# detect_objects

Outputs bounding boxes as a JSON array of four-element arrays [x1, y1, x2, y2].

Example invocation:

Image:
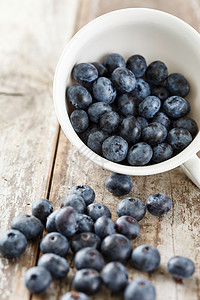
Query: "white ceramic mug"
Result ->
[[53, 8, 200, 188]]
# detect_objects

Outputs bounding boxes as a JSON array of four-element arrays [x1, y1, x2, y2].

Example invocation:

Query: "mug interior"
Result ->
[[54, 8, 200, 175]]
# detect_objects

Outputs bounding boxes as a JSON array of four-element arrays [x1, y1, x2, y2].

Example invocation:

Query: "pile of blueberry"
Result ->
[[67, 53, 198, 165], [0, 174, 195, 300]]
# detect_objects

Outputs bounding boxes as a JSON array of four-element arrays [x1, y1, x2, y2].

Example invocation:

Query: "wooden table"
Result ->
[[0, 0, 200, 299]]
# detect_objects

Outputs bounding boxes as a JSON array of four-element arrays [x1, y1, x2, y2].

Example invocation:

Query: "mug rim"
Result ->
[[53, 7, 200, 176]]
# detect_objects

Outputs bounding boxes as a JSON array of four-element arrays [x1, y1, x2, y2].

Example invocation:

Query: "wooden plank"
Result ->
[[0, 0, 79, 299], [41, 1, 200, 300]]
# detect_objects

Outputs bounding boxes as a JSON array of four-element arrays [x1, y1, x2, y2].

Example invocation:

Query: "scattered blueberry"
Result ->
[[131, 244, 161, 271], [101, 233, 132, 262], [87, 102, 112, 123], [24, 266, 52, 294], [127, 142, 153, 166], [152, 112, 170, 130], [126, 54, 147, 78], [100, 111, 120, 134], [77, 214, 94, 233], [72, 268, 102, 295], [145, 60, 168, 85], [105, 173, 133, 196], [94, 216, 115, 239], [152, 143, 173, 163], [103, 53, 126, 74], [60, 291, 90, 300], [70, 109, 89, 133], [115, 216, 140, 240], [138, 96, 161, 119], [166, 73, 190, 97], [60, 194, 86, 214], [101, 262, 128, 293], [111, 67, 136, 93], [71, 232, 101, 253], [142, 122, 168, 146], [46, 209, 60, 233], [11, 214, 43, 240], [74, 247, 104, 271], [40, 232, 69, 256], [92, 62, 108, 77], [86, 203, 111, 221], [134, 78, 151, 100], [163, 96, 190, 118], [124, 278, 156, 300], [102, 135, 128, 162], [151, 85, 171, 101], [117, 197, 146, 221], [67, 184, 95, 206], [119, 116, 141, 144], [167, 127, 192, 151], [136, 117, 148, 130], [55, 207, 79, 237], [0, 229, 27, 258], [67, 85, 92, 109], [93, 77, 116, 104], [117, 93, 138, 117], [38, 253, 69, 279], [32, 198, 53, 226], [172, 117, 198, 137], [72, 63, 98, 84], [145, 193, 172, 216], [168, 256, 195, 281]]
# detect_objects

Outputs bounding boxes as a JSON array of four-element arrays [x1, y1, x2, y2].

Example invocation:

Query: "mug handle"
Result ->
[[181, 154, 200, 189]]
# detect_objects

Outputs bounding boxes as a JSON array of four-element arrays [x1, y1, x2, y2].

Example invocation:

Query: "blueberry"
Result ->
[[103, 53, 126, 74], [142, 122, 168, 146], [100, 111, 120, 134], [163, 96, 190, 118], [80, 124, 99, 144], [101, 233, 132, 262], [32, 198, 53, 225], [46, 209, 60, 233], [117, 93, 138, 117], [134, 79, 151, 100], [124, 278, 156, 300], [172, 117, 198, 137], [67, 85, 93, 109], [167, 128, 192, 151], [70, 109, 89, 133], [72, 268, 102, 295], [119, 116, 141, 144], [11, 214, 43, 240], [126, 54, 147, 78], [136, 117, 148, 130], [87, 102, 112, 123], [87, 130, 109, 155], [152, 143, 173, 163], [131, 245, 161, 271], [145, 60, 168, 85], [117, 197, 146, 221], [127, 142, 153, 166], [77, 214, 94, 233], [166, 73, 190, 97], [152, 112, 171, 130], [115, 216, 140, 240], [105, 173, 133, 196], [40, 232, 69, 256], [168, 256, 195, 280], [67, 185, 95, 206], [38, 253, 69, 279], [111, 67, 136, 93], [24, 266, 52, 294], [72, 63, 98, 84], [138, 96, 161, 119], [101, 262, 128, 293], [55, 207, 79, 237], [60, 194, 86, 214], [0, 229, 27, 258], [93, 77, 116, 104], [151, 85, 170, 101], [74, 247, 104, 271], [92, 62, 108, 77], [102, 136, 128, 162], [94, 216, 115, 239], [71, 232, 101, 253], [86, 203, 111, 221], [145, 193, 172, 216], [60, 291, 90, 300]]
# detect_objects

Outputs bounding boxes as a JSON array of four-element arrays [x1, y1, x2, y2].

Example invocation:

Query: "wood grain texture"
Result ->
[[1, 0, 200, 300]]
